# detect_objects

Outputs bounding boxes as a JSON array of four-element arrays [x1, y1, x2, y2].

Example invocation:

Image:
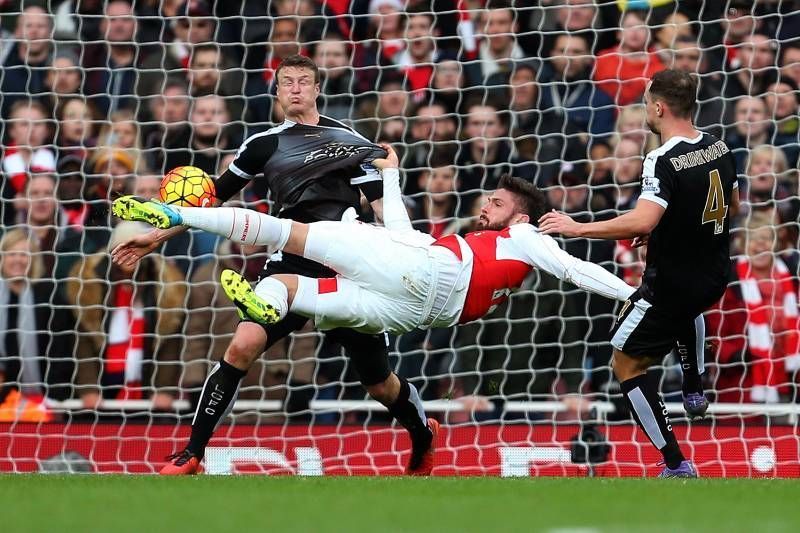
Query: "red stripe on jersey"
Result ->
[[435, 229, 532, 324], [318, 277, 339, 294], [432, 234, 462, 260]]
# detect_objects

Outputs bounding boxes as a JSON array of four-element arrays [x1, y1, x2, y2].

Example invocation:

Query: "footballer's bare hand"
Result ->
[[372, 143, 399, 170], [538, 210, 583, 237], [111, 229, 161, 267]]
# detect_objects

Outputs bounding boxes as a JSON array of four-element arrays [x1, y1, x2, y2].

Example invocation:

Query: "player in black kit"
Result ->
[[112, 55, 438, 475], [540, 69, 739, 478]]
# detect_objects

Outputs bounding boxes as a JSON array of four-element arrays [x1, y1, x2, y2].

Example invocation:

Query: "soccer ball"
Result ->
[[159, 166, 216, 207]]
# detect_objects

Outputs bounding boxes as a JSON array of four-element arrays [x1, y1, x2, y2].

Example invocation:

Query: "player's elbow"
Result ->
[[630, 202, 664, 236]]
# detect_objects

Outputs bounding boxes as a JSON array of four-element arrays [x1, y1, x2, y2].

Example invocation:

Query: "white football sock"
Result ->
[[176, 207, 292, 248], [253, 277, 289, 320]]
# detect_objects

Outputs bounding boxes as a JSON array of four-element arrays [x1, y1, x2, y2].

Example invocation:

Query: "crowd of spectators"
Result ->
[[1, 0, 799, 423]]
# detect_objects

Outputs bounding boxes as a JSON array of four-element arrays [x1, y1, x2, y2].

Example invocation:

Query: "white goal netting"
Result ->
[[0, 0, 799, 476]]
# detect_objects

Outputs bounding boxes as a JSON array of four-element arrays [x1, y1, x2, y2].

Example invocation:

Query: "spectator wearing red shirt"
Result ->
[[712, 0, 760, 75], [593, 10, 666, 106], [706, 218, 800, 403], [396, 6, 444, 102]]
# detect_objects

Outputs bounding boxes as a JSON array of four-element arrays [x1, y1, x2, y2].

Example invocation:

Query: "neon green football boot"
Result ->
[[220, 270, 282, 325], [112, 196, 183, 229]]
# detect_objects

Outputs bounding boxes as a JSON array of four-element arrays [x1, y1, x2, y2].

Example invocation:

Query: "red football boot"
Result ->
[[159, 449, 204, 475], [405, 418, 440, 476]]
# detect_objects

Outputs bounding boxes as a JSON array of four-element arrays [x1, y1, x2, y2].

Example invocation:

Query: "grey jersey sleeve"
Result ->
[[228, 132, 279, 179]]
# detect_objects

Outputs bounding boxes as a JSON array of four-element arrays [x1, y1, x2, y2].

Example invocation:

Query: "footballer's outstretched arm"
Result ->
[[538, 199, 665, 240], [371, 144, 414, 233], [514, 226, 636, 302]]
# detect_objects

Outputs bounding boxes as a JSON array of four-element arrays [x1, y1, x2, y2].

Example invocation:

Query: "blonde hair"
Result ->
[[0, 228, 45, 280], [96, 109, 148, 173], [613, 104, 660, 153], [746, 144, 789, 176]]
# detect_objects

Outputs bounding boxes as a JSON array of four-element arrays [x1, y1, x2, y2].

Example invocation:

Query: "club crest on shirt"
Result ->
[[641, 176, 660, 195], [304, 142, 372, 164]]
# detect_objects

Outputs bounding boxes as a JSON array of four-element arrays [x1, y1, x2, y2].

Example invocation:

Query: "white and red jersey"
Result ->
[[433, 227, 530, 322], [432, 223, 636, 325]]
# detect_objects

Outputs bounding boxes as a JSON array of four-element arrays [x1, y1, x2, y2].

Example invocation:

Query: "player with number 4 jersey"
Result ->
[[540, 69, 739, 478]]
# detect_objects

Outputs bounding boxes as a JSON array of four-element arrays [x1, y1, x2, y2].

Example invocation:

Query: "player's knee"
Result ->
[[365, 373, 400, 405], [270, 274, 297, 307], [224, 324, 267, 369], [366, 381, 392, 404], [611, 351, 648, 382]]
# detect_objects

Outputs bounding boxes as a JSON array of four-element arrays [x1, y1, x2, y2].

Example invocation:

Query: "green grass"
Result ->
[[2, 475, 796, 533]]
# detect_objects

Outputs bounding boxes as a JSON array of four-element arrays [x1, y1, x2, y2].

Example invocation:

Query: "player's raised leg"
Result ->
[[221, 270, 290, 325], [221, 269, 400, 334], [112, 197, 302, 251], [112, 198, 421, 291]]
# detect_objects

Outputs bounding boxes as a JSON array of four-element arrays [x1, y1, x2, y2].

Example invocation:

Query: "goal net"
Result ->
[[0, 0, 799, 476]]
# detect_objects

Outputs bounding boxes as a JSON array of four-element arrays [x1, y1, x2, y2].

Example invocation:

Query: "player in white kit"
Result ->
[[112, 146, 636, 334]]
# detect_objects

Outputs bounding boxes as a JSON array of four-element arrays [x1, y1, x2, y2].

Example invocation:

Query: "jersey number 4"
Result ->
[[702, 169, 727, 235]]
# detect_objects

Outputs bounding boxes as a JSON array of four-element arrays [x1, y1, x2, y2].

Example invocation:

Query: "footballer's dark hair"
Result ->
[[498, 174, 547, 221], [275, 54, 320, 84], [648, 69, 698, 119]]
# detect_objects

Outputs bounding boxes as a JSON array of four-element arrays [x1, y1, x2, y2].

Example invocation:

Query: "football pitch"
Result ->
[[2, 475, 795, 533]]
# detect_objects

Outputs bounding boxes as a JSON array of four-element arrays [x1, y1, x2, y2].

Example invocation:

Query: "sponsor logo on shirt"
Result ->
[[304, 142, 372, 164]]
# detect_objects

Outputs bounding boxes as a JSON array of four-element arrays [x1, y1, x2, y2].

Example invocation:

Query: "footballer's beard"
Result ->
[[476, 215, 508, 231]]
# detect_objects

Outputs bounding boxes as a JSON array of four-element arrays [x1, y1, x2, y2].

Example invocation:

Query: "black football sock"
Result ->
[[187, 360, 246, 458], [677, 316, 705, 396], [678, 345, 703, 396], [387, 376, 431, 447], [620, 374, 685, 469]]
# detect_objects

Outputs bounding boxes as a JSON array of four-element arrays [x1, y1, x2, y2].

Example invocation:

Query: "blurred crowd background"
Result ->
[[0, 0, 798, 424]]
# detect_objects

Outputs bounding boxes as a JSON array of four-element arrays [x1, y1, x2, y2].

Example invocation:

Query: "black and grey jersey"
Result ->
[[228, 116, 387, 222], [637, 132, 738, 317]]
